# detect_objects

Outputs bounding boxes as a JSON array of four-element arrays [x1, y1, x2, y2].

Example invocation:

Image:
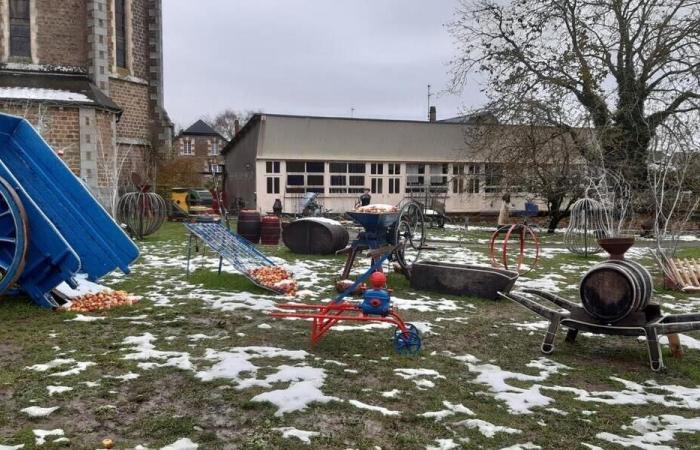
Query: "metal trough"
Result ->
[[411, 262, 518, 299]]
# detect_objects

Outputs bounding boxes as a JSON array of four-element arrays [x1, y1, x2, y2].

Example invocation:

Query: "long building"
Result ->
[[222, 113, 551, 215]]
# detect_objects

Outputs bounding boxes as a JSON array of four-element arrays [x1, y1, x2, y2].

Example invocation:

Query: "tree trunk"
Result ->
[[547, 197, 566, 233]]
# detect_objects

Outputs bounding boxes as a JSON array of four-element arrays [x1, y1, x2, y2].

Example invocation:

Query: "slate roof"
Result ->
[[0, 70, 121, 112], [182, 119, 222, 137]]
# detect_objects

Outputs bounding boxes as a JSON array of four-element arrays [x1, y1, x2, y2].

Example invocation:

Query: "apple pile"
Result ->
[[355, 204, 398, 213], [65, 290, 139, 312], [249, 266, 298, 296]]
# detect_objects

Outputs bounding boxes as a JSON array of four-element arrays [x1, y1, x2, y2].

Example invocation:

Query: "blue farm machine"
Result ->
[[0, 113, 139, 308]]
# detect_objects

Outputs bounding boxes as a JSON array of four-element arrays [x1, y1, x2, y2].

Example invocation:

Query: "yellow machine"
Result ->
[[169, 187, 216, 220]]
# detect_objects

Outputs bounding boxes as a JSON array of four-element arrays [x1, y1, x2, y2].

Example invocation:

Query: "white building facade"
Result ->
[[223, 114, 538, 215]]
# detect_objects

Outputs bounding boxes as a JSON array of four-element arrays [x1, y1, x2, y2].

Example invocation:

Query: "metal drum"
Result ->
[[237, 210, 261, 243], [260, 215, 281, 245], [580, 260, 653, 322], [282, 218, 349, 255]]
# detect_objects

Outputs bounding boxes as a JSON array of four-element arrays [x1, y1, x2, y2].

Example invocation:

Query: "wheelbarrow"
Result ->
[[0, 113, 139, 308]]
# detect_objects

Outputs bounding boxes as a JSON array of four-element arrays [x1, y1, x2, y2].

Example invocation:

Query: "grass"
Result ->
[[0, 221, 699, 449]]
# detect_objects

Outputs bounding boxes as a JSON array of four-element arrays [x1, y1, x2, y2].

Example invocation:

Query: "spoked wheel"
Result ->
[[393, 323, 422, 354], [0, 176, 28, 295], [393, 200, 425, 274]]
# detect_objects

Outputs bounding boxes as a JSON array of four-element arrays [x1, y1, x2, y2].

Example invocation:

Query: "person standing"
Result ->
[[497, 192, 511, 231], [356, 188, 372, 207]]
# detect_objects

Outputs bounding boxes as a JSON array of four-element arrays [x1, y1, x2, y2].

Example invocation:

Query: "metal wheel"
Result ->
[[393, 200, 425, 273], [393, 323, 422, 354], [0, 176, 28, 294]]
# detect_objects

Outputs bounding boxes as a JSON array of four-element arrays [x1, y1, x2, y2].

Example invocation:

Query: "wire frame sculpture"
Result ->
[[564, 198, 608, 256], [117, 191, 167, 239]]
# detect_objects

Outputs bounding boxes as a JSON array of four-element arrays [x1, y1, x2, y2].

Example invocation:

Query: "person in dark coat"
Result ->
[[358, 189, 372, 207]]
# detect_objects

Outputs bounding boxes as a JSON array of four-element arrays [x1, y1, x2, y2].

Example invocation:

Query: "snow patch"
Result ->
[[21, 406, 59, 418], [455, 419, 521, 438], [348, 399, 400, 416], [273, 427, 320, 444], [33, 429, 64, 446]]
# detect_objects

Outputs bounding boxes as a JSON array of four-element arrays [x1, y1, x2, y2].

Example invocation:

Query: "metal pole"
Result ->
[[186, 233, 193, 277]]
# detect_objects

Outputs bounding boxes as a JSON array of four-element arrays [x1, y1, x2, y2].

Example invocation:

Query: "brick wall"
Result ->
[[0, 102, 82, 174], [129, 0, 148, 80], [110, 78, 150, 140], [35, 0, 88, 68]]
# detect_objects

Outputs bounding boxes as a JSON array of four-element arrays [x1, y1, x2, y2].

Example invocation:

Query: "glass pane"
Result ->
[[287, 175, 304, 186], [348, 163, 365, 173], [273, 161, 280, 173], [267, 178, 273, 194], [349, 175, 365, 186], [329, 162, 347, 173], [306, 161, 324, 173], [274, 177, 280, 193], [307, 175, 324, 186], [266, 162, 272, 173], [330, 175, 346, 186], [286, 161, 305, 172]]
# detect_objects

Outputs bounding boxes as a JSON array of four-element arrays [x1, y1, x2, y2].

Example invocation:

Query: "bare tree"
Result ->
[[467, 103, 588, 232], [204, 109, 258, 141], [648, 114, 700, 289], [96, 134, 134, 217], [449, 0, 700, 186]]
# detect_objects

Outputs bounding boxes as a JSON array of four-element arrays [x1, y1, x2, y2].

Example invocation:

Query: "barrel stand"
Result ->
[[501, 289, 700, 371]]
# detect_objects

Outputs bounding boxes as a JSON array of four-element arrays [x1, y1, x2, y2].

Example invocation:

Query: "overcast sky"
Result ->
[[162, 1, 486, 129]]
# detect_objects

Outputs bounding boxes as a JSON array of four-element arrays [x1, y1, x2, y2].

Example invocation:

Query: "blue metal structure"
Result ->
[[0, 113, 139, 308], [184, 222, 286, 294]]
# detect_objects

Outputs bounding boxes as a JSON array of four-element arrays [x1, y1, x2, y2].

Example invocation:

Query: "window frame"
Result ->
[[285, 160, 325, 194], [9, 0, 31, 59], [114, 0, 128, 69], [209, 140, 219, 156], [329, 161, 366, 194], [181, 138, 193, 156]]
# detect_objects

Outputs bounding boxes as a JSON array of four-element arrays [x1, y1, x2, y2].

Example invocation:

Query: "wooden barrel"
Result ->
[[579, 260, 653, 322], [282, 218, 349, 255], [260, 215, 281, 245], [237, 210, 261, 243]]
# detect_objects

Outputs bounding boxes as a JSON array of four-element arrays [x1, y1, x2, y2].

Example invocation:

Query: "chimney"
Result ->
[[429, 106, 436, 122], [234, 119, 241, 135]]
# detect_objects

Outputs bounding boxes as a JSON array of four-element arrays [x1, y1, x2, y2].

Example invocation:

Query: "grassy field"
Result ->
[[1, 222, 699, 449]]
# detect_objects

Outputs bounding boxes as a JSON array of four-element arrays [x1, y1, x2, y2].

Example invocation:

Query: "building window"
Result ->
[[208, 163, 223, 174], [267, 177, 280, 194], [266, 161, 280, 173], [388, 178, 400, 194], [371, 178, 383, 194], [370, 163, 383, 175], [115, 0, 127, 68], [429, 164, 449, 192], [181, 139, 193, 155], [484, 163, 503, 193], [406, 164, 426, 193], [329, 162, 365, 194], [453, 164, 481, 194], [285, 161, 324, 194], [388, 163, 400, 175], [9, 0, 31, 58], [209, 140, 219, 156]]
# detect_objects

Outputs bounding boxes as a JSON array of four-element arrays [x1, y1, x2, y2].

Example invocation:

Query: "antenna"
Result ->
[[351, 107, 355, 118], [427, 84, 432, 120]]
